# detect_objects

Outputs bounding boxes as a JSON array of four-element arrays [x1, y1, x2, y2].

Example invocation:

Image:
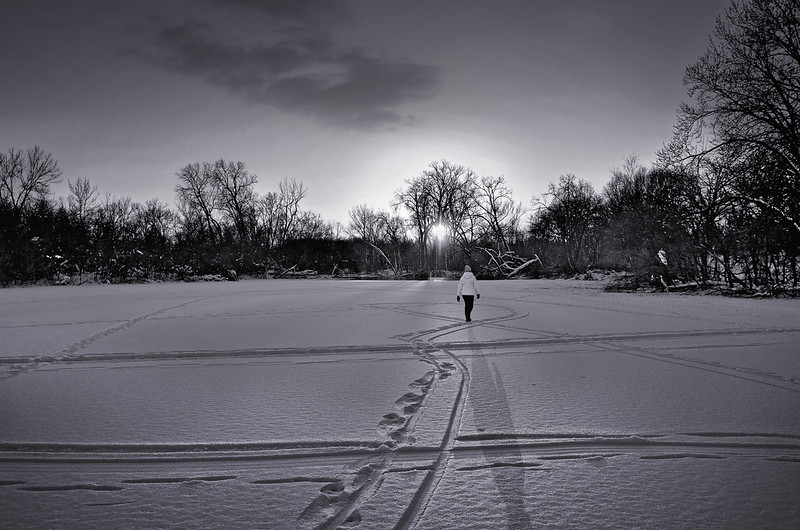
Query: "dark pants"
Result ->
[[462, 295, 474, 321]]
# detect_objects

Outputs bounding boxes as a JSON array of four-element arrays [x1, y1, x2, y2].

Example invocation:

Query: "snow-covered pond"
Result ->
[[2, 279, 799, 528]]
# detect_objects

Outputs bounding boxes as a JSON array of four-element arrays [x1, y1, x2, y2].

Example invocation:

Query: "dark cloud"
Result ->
[[209, 0, 350, 26], [137, 2, 437, 128], [151, 21, 317, 79], [260, 50, 439, 127]]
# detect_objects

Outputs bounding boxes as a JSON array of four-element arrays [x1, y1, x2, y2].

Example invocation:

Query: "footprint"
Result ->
[[298, 480, 350, 521], [378, 369, 438, 448], [298, 494, 332, 520], [352, 463, 381, 489], [398, 391, 423, 402], [378, 412, 406, 428], [395, 392, 425, 414], [395, 392, 423, 407], [320, 481, 344, 495], [410, 371, 435, 388], [340, 509, 362, 528], [320, 481, 349, 503], [389, 430, 406, 442]]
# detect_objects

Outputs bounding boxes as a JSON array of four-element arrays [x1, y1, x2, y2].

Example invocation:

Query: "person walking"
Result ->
[[457, 265, 480, 322]]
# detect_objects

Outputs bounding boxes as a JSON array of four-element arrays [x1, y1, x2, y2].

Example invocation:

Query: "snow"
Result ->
[[0, 355, 429, 446], [1, 279, 799, 528]]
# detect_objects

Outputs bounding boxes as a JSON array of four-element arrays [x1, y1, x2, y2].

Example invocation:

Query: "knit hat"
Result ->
[[464, 265, 472, 272]]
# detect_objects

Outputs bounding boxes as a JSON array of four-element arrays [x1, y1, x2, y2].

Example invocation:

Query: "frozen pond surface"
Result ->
[[1, 279, 799, 528]]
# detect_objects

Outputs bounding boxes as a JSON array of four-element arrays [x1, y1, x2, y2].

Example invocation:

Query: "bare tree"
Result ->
[[604, 155, 648, 213], [135, 198, 177, 244], [93, 195, 138, 279], [678, 0, 800, 177], [394, 173, 434, 268], [347, 203, 379, 241], [293, 211, 332, 240], [475, 175, 525, 251], [376, 209, 408, 246], [175, 162, 222, 242], [0, 146, 62, 212], [212, 160, 258, 242], [347, 204, 407, 273], [667, 0, 800, 240], [395, 160, 478, 268], [532, 174, 605, 271], [254, 178, 309, 248], [67, 176, 99, 223], [256, 192, 281, 248], [277, 178, 307, 245]]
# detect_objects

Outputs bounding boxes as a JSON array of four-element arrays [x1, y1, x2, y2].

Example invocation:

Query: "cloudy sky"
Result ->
[[1, 0, 731, 223]]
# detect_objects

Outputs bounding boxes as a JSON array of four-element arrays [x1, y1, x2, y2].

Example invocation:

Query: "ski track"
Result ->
[[3, 297, 800, 528]]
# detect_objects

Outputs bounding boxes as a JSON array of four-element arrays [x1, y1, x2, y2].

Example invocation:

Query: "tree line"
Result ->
[[0, 152, 345, 284], [1, 0, 797, 294]]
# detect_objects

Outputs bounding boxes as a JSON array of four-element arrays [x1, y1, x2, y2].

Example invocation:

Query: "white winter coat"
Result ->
[[457, 271, 480, 296]]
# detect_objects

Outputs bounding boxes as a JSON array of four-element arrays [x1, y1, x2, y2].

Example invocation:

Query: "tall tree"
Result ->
[[395, 160, 478, 268], [175, 162, 222, 242], [67, 176, 99, 224], [348, 203, 379, 242], [532, 174, 605, 271], [0, 146, 62, 212], [348, 204, 410, 273], [656, 0, 800, 290], [603, 163, 694, 273], [135, 198, 177, 248], [212, 160, 257, 243], [475, 175, 524, 252], [671, 0, 800, 228], [277, 178, 307, 246], [394, 173, 434, 268], [66, 177, 100, 281]]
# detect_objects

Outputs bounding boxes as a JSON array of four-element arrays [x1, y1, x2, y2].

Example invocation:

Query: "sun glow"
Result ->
[[431, 224, 448, 241]]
